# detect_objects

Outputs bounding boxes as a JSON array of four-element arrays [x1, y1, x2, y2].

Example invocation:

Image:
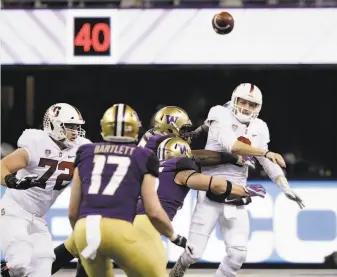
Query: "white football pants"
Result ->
[[181, 191, 249, 277], [0, 194, 55, 277]]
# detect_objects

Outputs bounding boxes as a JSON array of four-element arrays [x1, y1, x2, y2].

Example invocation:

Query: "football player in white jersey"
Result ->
[[0, 103, 91, 277], [170, 83, 305, 277]]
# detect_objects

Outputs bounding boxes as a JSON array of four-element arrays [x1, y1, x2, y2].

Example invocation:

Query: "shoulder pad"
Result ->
[[17, 129, 48, 167], [145, 150, 159, 177], [176, 157, 199, 172], [17, 129, 46, 147], [205, 105, 229, 125], [252, 119, 270, 144]]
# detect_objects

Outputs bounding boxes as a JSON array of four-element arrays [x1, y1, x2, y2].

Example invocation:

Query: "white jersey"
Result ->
[[202, 105, 283, 185], [4, 129, 91, 216]]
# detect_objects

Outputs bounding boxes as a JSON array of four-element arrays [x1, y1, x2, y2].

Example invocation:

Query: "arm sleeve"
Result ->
[[255, 122, 284, 182], [145, 152, 160, 177], [176, 157, 200, 173]]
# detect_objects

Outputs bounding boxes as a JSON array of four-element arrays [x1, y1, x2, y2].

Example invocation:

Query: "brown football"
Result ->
[[212, 11, 234, 35]]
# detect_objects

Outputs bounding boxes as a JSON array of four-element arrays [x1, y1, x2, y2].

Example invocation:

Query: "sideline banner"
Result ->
[[1, 9, 337, 65], [2, 181, 336, 263]]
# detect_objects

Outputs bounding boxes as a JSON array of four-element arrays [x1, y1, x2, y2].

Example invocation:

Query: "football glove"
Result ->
[[5, 173, 40, 190], [284, 189, 305, 209], [244, 184, 266, 198], [170, 234, 187, 249]]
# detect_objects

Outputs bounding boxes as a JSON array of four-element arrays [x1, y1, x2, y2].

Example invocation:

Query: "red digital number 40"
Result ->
[[74, 23, 110, 53]]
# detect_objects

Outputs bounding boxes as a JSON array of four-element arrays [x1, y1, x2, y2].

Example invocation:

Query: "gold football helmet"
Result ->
[[100, 104, 141, 142], [153, 106, 192, 136], [157, 137, 192, 160]]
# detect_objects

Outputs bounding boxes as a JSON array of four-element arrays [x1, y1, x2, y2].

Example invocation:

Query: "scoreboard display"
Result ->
[[73, 17, 111, 56], [1, 9, 337, 65], [66, 10, 118, 64]]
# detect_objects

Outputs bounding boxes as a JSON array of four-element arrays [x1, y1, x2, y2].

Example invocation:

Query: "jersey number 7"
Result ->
[[38, 158, 74, 191]]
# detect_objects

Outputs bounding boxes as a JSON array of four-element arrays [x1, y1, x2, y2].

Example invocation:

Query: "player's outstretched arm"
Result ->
[[191, 149, 239, 166], [210, 121, 286, 167], [190, 124, 209, 139], [141, 174, 175, 239], [0, 148, 40, 190], [274, 175, 305, 209], [175, 170, 246, 196], [141, 173, 188, 248], [175, 170, 266, 198], [1, 148, 29, 185], [191, 149, 255, 169], [68, 168, 82, 229]]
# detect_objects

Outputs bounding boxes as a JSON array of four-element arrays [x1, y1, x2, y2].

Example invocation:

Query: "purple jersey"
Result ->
[[138, 129, 172, 152], [75, 142, 159, 223], [137, 157, 199, 220]]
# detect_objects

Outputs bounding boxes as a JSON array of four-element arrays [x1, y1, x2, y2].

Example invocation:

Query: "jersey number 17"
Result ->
[[87, 155, 131, 196]]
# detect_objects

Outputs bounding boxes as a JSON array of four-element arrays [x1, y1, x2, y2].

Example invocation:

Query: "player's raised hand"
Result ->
[[170, 234, 187, 249], [265, 151, 286, 168], [244, 184, 266, 198], [284, 189, 305, 209], [5, 173, 40, 190]]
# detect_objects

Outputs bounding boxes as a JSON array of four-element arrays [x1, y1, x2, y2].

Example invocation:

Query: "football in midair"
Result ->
[[212, 12, 234, 35]]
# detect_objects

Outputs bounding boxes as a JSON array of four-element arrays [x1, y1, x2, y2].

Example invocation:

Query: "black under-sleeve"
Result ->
[[145, 152, 160, 177], [176, 157, 200, 173], [73, 146, 84, 168]]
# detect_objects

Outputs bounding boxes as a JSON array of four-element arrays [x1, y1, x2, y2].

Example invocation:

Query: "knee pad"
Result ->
[[217, 246, 247, 277], [226, 246, 247, 270], [5, 240, 33, 276], [34, 257, 54, 277], [181, 246, 200, 265], [7, 257, 33, 277], [181, 231, 210, 266]]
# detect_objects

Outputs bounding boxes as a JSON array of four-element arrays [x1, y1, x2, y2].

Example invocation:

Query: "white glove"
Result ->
[[284, 189, 305, 209]]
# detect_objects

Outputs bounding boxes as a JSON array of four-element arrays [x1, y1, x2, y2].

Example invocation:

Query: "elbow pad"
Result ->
[[206, 180, 232, 203]]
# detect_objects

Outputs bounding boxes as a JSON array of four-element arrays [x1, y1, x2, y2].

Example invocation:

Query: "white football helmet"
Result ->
[[43, 103, 85, 147], [229, 83, 262, 123]]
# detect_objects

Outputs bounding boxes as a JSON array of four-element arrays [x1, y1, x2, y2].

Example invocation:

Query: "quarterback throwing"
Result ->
[[170, 83, 304, 277]]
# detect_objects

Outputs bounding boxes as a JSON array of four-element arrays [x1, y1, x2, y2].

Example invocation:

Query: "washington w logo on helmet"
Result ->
[[178, 144, 188, 155], [165, 115, 178, 124]]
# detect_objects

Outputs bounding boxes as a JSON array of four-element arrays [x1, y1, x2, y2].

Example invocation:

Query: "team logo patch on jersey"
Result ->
[[45, 149, 51, 157], [1, 208, 5, 216], [232, 124, 238, 131]]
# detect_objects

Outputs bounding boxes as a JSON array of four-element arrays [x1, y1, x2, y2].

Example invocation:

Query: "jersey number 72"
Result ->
[[37, 158, 74, 191]]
